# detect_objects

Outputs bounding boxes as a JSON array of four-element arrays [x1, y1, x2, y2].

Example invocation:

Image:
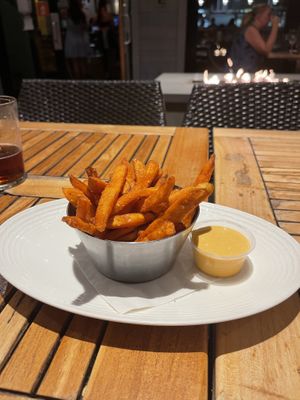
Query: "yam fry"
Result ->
[[69, 174, 95, 204], [107, 212, 154, 229], [137, 186, 210, 241], [85, 166, 98, 177], [76, 196, 95, 222], [193, 154, 215, 185], [117, 229, 138, 242], [62, 187, 87, 208], [140, 176, 175, 214], [122, 160, 136, 194], [95, 163, 128, 232], [169, 182, 212, 204], [132, 159, 146, 185], [142, 220, 176, 242], [88, 176, 107, 194], [112, 187, 156, 215], [62, 216, 97, 236], [104, 227, 136, 241]]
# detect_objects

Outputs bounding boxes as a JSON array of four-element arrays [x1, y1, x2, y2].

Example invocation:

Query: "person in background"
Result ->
[[229, 4, 279, 72], [64, 0, 90, 79]]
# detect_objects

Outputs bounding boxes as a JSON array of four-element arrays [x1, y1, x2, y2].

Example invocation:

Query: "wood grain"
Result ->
[[83, 323, 209, 400], [37, 316, 106, 400], [214, 131, 300, 400], [164, 127, 208, 187], [5, 176, 71, 198], [0, 305, 70, 392]]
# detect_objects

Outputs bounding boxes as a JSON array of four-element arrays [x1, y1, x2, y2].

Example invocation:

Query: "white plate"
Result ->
[[0, 199, 299, 326]]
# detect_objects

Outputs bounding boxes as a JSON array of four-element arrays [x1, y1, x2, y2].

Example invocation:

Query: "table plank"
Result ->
[[214, 134, 300, 400], [20, 121, 176, 136], [5, 176, 71, 198], [37, 316, 106, 400], [0, 305, 70, 392], [214, 128, 300, 140], [164, 127, 208, 187], [83, 323, 208, 400]]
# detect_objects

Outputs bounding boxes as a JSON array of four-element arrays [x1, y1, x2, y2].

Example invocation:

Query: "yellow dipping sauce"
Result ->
[[192, 225, 251, 277]]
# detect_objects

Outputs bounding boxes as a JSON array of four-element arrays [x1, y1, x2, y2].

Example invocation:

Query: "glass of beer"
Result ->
[[0, 96, 26, 191]]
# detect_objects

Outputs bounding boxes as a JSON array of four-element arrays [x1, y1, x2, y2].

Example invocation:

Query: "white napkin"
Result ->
[[73, 242, 208, 314]]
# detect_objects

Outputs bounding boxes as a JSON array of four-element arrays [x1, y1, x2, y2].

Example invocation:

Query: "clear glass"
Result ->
[[0, 96, 26, 191]]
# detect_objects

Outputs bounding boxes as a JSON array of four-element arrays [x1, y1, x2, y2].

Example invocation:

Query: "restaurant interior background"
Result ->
[[0, 0, 300, 97]]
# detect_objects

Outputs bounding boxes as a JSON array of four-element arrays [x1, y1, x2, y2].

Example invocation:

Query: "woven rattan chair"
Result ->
[[18, 79, 166, 126], [183, 81, 300, 154]]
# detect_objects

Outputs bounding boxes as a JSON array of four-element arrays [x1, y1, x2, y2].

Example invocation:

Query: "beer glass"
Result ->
[[0, 96, 26, 191]]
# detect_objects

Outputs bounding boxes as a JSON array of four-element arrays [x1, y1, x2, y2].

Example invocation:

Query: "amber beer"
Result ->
[[0, 96, 26, 190], [0, 144, 25, 186]]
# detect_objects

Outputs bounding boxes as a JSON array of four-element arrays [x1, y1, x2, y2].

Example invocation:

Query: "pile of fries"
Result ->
[[62, 156, 214, 242]]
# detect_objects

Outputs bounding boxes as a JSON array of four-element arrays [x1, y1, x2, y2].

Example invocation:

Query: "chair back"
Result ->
[[183, 81, 300, 153], [18, 79, 166, 126]]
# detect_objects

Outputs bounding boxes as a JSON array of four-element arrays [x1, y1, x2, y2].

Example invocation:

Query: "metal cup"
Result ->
[[0, 96, 26, 191], [68, 203, 199, 283]]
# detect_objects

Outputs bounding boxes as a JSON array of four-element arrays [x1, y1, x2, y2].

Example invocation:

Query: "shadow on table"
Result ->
[[215, 293, 300, 354]]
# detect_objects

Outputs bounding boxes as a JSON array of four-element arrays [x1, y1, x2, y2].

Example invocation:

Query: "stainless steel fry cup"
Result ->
[[68, 204, 199, 283]]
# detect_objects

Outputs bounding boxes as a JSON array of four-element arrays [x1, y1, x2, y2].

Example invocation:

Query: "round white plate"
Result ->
[[0, 199, 299, 326]]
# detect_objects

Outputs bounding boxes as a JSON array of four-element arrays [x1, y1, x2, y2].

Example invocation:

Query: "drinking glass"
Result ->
[[0, 96, 26, 191]]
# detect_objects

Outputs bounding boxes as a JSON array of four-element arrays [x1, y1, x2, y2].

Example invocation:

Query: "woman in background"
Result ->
[[64, 0, 90, 79], [229, 4, 279, 72]]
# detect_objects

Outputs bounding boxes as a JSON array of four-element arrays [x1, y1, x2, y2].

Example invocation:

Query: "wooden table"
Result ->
[[0, 122, 299, 400]]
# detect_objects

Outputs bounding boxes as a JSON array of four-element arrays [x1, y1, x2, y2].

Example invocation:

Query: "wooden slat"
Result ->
[[24, 131, 81, 171], [268, 189, 300, 201], [0, 305, 70, 392], [214, 137, 274, 219], [91, 134, 131, 175], [83, 323, 208, 400], [150, 135, 172, 164], [0, 196, 17, 214], [257, 158, 300, 169], [66, 133, 119, 177], [101, 135, 145, 178], [5, 176, 71, 198], [278, 221, 300, 235], [23, 131, 72, 161], [28, 132, 92, 175], [214, 127, 300, 140], [0, 198, 37, 224], [0, 393, 36, 400], [271, 199, 300, 210], [261, 168, 300, 175], [163, 127, 208, 187], [262, 174, 300, 184], [20, 122, 176, 136], [275, 210, 300, 222], [214, 134, 300, 400], [22, 130, 65, 155], [0, 292, 39, 369], [37, 316, 106, 400], [133, 135, 159, 162], [215, 294, 300, 400]]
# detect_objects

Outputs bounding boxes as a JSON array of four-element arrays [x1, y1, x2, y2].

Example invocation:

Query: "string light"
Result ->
[[247, 0, 254, 5], [223, 0, 229, 5]]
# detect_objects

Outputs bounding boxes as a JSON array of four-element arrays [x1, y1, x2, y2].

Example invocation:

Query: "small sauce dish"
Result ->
[[189, 219, 256, 278]]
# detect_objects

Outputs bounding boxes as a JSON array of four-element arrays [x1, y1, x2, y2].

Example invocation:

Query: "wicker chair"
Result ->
[[183, 81, 300, 154], [18, 79, 166, 126]]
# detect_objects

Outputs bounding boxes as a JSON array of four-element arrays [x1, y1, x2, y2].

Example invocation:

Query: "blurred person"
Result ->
[[229, 4, 279, 72], [64, 0, 90, 79]]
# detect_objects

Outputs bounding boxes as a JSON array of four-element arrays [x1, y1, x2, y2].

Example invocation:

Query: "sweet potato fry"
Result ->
[[76, 196, 95, 222], [117, 229, 138, 242], [142, 220, 176, 242], [104, 227, 136, 241], [95, 162, 128, 232], [62, 187, 88, 208], [112, 187, 156, 215], [140, 176, 175, 214], [107, 212, 154, 229], [62, 216, 97, 236], [88, 176, 107, 194], [122, 160, 136, 194], [85, 166, 98, 177], [193, 154, 215, 185], [69, 175, 95, 204], [132, 159, 146, 185]]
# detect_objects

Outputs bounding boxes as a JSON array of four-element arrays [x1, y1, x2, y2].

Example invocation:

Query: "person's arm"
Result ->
[[245, 16, 279, 56]]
